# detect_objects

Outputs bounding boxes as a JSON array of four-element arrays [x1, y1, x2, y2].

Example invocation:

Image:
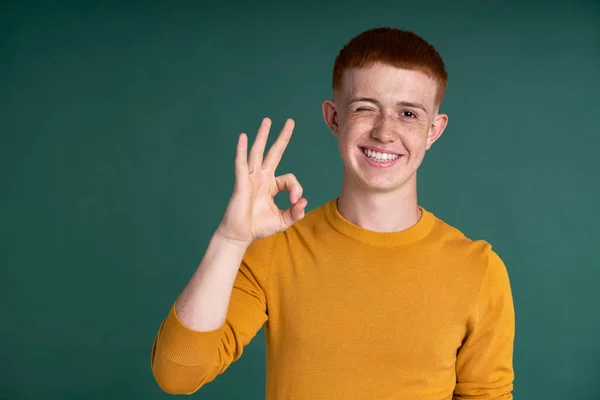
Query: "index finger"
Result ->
[[262, 118, 295, 170]]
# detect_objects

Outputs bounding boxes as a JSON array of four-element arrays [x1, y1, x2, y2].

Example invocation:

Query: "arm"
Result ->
[[150, 234, 276, 394], [150, 118, 306, 394], [453, 249, 516, 400], [176, 233, 252, 332]]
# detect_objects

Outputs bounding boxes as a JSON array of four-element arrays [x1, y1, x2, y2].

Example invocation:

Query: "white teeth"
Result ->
[[362, 148, 399, 162]]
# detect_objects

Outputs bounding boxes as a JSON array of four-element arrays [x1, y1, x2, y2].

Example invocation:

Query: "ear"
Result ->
[[322, 100, 340, 138], [426, 113, 448, 150]]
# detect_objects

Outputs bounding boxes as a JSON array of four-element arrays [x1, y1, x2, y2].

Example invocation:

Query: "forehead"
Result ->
[[340, 62, 438, 108]]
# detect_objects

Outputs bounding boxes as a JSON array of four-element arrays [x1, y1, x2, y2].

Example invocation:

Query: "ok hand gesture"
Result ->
[[217, 118, 307, 246]]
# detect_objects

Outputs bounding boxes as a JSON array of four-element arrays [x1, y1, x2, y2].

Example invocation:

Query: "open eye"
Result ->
[[402, 111, 417, 118]]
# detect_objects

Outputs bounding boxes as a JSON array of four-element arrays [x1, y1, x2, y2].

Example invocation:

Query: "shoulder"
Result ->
[[424, 209, 513, 303], [425, 208, 507, 275], [426, 209, 490, 250]]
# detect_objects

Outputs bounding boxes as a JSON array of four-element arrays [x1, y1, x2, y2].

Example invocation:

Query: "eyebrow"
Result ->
[[349, 97, 428, 114]]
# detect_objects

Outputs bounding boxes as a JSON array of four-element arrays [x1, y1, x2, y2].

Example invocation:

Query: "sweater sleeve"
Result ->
[[150, 234, 277, 394], [453, 248, 516, 400]]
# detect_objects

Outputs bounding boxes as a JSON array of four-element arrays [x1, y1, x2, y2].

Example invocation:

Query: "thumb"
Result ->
[[280, 198, 307, 228]]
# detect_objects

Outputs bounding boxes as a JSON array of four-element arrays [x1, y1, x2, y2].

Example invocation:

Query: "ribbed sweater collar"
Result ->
[[323, 198, 435, 247]]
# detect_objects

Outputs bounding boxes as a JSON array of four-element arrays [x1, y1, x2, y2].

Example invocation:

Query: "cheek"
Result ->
[[335, 129, 353, 157], [342, 116, 373, 140], [404, 124, 432, 153]]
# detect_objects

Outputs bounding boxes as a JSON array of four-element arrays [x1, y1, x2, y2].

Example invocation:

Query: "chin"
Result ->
[[366, 182, 403, 193], [351, 176, 404, 193], [357, 170, 416, 194]]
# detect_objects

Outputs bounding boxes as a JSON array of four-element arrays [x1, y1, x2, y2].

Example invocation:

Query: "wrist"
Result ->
[[212, 228, 252, 251]]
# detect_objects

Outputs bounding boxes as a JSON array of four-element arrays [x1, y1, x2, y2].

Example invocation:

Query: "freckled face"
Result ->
[[324, 62, 447, 193]]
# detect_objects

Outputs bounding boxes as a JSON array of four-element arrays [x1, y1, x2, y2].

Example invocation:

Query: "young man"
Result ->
[[151, 27, 515, 399]]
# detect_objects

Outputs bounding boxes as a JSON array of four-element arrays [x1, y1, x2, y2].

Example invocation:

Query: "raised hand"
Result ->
[[216, 118, 307, 246]]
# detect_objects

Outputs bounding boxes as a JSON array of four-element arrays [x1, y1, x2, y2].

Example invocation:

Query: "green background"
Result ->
[[2, 0, 599, 399]]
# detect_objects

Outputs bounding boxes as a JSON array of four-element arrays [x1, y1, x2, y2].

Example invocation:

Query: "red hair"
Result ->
[[332, 27, 448, 106]]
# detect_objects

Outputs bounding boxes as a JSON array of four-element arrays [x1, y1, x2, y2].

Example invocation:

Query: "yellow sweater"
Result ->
[[151, 199, 515, 399]]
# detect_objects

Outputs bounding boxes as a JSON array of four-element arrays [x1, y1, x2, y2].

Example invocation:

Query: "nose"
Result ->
[[370, 114, 398, 143]]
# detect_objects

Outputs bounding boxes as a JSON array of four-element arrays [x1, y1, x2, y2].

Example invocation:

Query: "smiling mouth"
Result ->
[[360, 147, 400, 162]]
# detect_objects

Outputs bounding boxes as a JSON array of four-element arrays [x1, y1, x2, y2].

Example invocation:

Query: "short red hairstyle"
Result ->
[[333, 27, 448, 106]]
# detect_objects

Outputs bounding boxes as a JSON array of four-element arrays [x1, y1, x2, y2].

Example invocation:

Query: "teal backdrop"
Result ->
[[2, 0, 599, 399]]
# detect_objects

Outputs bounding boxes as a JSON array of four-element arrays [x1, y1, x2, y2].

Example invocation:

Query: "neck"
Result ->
[[337, 178, 421, 233]]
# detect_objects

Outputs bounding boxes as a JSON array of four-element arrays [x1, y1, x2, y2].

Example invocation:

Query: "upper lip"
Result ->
[[360, 145, 402, 155]]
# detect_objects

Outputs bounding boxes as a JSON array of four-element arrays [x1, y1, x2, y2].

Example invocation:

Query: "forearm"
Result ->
[[176, 231, 250, 331], [152, 233, 270, 394]]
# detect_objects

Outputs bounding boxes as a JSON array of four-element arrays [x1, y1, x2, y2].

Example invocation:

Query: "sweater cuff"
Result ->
[[157, 301, 225, 367]]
